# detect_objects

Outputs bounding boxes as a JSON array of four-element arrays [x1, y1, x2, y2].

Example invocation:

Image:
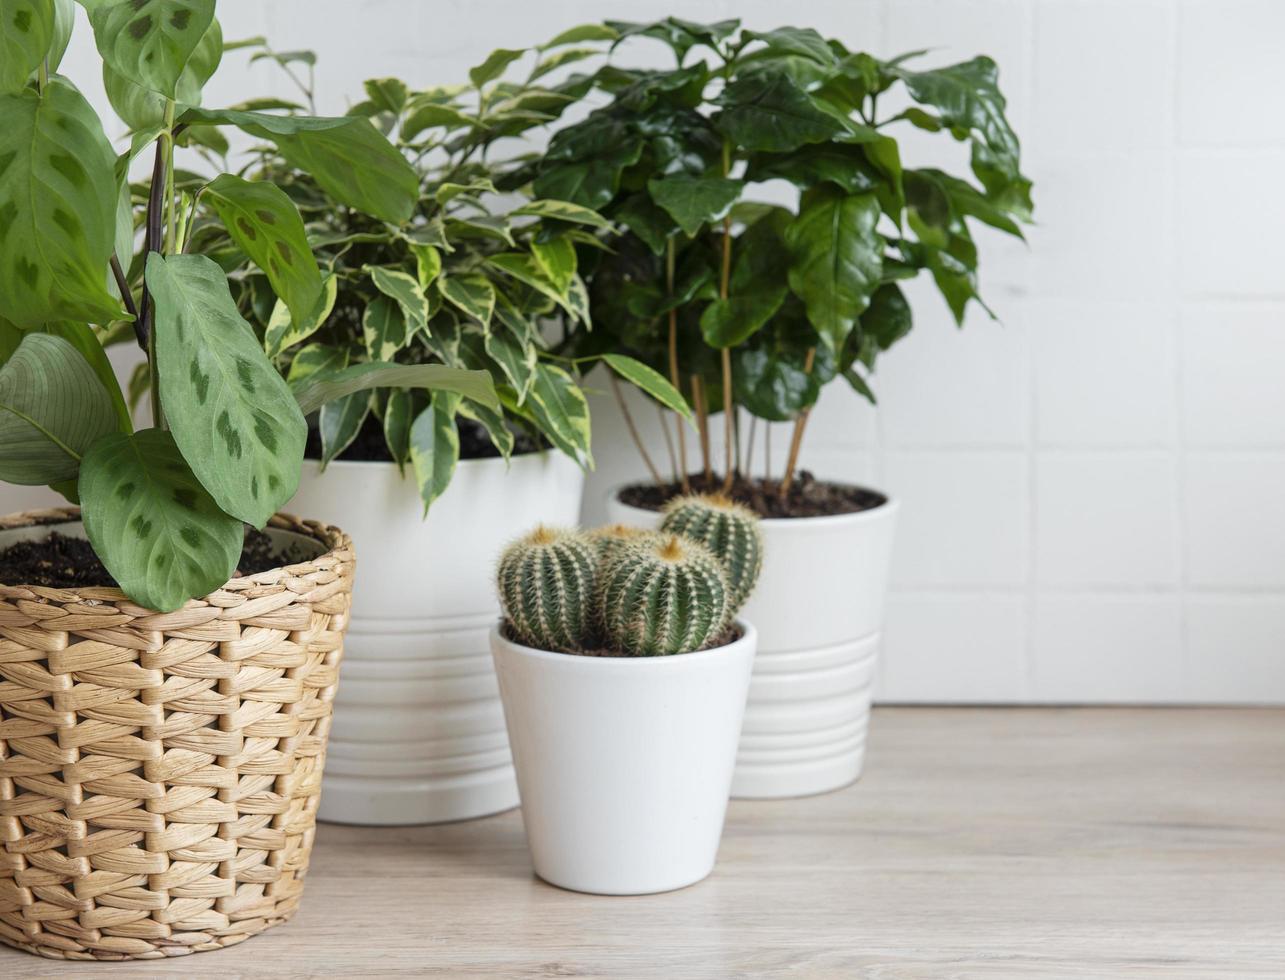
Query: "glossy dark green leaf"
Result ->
[[87, 0, 215, 98], [148, 252, 306, 527], [699, 287, 787, 349], [745, 145, 882, 196], [1, 0, 56, 93], [78, 428, 244, 612], [784, 189, 882, 350], [0, 80, 125, 327], [745, 27, 837, 66], [860, 283, 913, 356], [205, 174, 322, 328], [290, 361, 499, 416], [613, 192, 675, 254], [714, 70, 840, 152], [382, 387, 415, 472], [409, 392, 459, 513], [0, 332, 117, 484], [647, 175, 742, 237], [319, 390, 368, 465], [732, 346, 818, 422]]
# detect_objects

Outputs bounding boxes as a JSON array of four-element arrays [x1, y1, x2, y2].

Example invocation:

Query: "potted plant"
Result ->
[[533, 19, 1033, 798], [0, 1, 490, 959], [188, 33, 680, 825], [490, 495, 763, 894]]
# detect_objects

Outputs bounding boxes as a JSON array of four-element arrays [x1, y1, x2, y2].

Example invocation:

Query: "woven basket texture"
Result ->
[[0, 508, 354, 960]]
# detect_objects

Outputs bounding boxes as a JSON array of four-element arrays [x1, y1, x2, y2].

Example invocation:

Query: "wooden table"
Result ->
[[4, 707, 1283, 978]]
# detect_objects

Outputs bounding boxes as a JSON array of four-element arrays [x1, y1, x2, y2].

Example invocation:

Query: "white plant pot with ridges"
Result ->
[[607, 485, 898, 799], [287, 451, 584, 824], [491, 622, 756, 895]]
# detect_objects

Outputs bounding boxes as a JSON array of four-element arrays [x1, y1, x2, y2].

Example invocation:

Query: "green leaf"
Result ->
[[205, 174, 322, 328], [843, 366, 877, 405], [409, 392, 460, 513], [319, 390, 368, 465], [912, 168, 1025, 238], [87, 0, 215, 98], [411, 243, 441, 290], [148, 252, 307, 527], [542, 23, 619, 48], [41, 321, 132, 432], [531, 236, 576, 294], [486, 253, 565, 308], [699, 287, 787, 348], [613, 192, 674, 255], [785, 189, 883, 350], [264, 273, 338, 358], [745, 27, 837, 66], [484, 322, 536, 402], [102, 13, 221, 129], [382, 387, 414, 472], [469, 47, 525, 88], [746, 144, 883, 196], [602, 353, 690, 418], [400, 102, 476, 141], [0, 332, 117, 484], [511, 198, 612, 230], [0, 80, 125, 327], [290, 361, 499, 416], [366, 265, 430, 339], [361, 294, 409, 362], [457, 396, 513, 459], [78, 428, 244, 613], [364, 76, 409, 114], [859, 282, 913, 357], [180, 107, 419, 223], [530, 46, 600, 82], [647, 175, 742, 237], [733, 346, 822, 421], [1, 0, 56, 93], [525, 362, 591, 465], [439, 274, 496, 325], [286, 341, 346, 384], [714, 70, 841, 152]]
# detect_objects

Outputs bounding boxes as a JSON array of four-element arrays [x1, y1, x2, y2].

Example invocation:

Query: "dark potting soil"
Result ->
[[618, 471, 887, 519], [0, 528, 287, 590], [304, 413, 540, 464], [501, 620, 743, 658]]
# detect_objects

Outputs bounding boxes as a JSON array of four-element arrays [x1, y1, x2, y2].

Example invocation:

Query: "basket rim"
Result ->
[[0, 506, 353, 610]]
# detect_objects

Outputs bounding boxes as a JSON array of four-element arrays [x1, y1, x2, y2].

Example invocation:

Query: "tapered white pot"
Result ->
[[287, 451, 584, 824], [607, 485, 898, 799], [491, 623, 756, 895]]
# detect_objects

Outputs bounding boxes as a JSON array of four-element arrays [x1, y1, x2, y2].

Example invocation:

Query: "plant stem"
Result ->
[[744, 414, 757, 479], [765, 422, 772, 484], [162, 101, 177, 253], [779, 347, 817, 498], [665, 238, 690, 492], [111, 254, 144, 349], [719, 139, 734, 492], [37, 59, 47, 93], [140, 137, 169, 430], [692, 374, 712, 481], [656, 402, 679, 485], [609, 370, 662, 486]]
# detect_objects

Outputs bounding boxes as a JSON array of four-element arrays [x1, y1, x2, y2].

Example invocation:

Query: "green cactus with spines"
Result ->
[[497, 525, 598, 652], [589, 523, 659, 565], [598, 534, 730, 656], [660, 494, 764, 613]]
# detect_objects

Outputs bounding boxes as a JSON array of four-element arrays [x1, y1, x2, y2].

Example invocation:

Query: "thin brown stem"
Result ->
[[656, 402, 679, 485], [779, 347, 818, 498], [692, 374, 712, 481], [609, 370, 663, 486], [718, 139, 735, 492], [666, 239, 690, 492]]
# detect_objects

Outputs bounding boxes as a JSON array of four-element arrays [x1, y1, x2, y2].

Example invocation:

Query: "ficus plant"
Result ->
[[191, 29, 691, 512], [530, 18, 1033, 499], [0, 0, 495, 611]]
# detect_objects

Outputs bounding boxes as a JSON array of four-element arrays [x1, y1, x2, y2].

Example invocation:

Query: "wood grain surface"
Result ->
[[4, 707, 1283, 978]]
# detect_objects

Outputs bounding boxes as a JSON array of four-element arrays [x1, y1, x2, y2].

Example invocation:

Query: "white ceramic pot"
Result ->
[[606, 484, 899, 799], [491, 622, 756, 895], [286, 450, 584, 825]]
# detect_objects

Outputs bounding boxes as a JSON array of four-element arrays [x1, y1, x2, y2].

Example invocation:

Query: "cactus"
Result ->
[[660, 493, 763, 612], [589, 523, 658, 564], [599, 534, 730, 656], [497, 526, 598, 652]]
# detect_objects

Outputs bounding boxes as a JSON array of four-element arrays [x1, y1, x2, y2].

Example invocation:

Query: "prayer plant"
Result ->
[[192, 31, 690, 511], [0, 0, 495, 611], [530, 18, 1033, 497]]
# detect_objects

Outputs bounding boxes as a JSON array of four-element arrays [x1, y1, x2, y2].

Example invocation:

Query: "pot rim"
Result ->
[[0, 506, 353, 607], [301, 446, 563, 473], [606, 481, 899, 529], [490, 618, 757, 668]]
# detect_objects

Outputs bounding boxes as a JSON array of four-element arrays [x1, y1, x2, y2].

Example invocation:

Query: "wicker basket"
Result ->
[[0, 508, 354, 960]]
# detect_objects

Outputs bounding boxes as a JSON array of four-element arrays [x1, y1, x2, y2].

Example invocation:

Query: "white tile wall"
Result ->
[[34, 0, 1285, 703]]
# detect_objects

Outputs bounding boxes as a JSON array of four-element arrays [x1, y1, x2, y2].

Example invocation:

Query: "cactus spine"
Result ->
[[599, 534, 729, 656], [660, 494, 764, 612], [497, 526, 597, 652]]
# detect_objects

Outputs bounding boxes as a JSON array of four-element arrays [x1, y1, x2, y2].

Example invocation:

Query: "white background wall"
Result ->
[[40, 1, 1285, 703]]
